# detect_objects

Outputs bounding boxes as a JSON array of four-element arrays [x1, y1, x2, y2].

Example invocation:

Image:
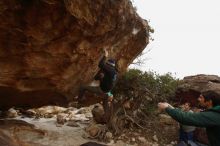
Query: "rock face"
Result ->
[[175, 74, 220, 105], [0, 0, 150, 109]]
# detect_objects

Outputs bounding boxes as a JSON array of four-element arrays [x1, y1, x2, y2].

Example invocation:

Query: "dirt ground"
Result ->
[[114, 115, 179, 146]]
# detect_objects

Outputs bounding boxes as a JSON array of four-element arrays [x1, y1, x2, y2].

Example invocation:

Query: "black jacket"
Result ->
[[94, 56, 117, 93]]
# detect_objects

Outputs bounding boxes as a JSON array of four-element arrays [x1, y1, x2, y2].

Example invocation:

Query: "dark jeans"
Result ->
[[179, 129, 194, 142], [78, 85, 103, 101], [177, 141, 207, 146]]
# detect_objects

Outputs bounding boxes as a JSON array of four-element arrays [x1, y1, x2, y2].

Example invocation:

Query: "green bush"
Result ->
[[113, 69, 180, 104], [111, 69, 180, 125]]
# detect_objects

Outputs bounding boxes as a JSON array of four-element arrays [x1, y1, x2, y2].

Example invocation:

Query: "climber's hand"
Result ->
[[104, 48, 108, 57]]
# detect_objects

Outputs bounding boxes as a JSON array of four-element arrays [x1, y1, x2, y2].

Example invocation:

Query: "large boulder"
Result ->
[[0, 130, 19, 146], [0, 0, 150, 109], [175, 74, 220, 105]]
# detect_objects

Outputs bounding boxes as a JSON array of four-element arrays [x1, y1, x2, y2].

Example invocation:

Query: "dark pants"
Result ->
[[78, 85, 104, 101], [78, 85, 111, 121], [179, 129, 194, 142]]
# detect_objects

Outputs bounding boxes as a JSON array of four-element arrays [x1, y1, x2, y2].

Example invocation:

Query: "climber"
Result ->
[[77, 48, 118, 106]]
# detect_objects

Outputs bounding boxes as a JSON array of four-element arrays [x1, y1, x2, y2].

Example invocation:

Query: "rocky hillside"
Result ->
[[0, 0, 150, 109]]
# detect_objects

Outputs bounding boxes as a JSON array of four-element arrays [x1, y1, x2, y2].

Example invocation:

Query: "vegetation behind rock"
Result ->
[[113, 69, 180, 115]]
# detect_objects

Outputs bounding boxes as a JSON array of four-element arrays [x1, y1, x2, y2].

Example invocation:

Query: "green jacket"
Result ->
[[166, 106, 220, 146]]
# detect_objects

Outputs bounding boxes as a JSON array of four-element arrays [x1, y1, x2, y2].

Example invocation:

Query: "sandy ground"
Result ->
[[11, 117, 136, 146]]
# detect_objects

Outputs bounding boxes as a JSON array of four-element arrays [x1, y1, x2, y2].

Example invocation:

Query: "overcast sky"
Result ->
[[131, 0, 220, 79]]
